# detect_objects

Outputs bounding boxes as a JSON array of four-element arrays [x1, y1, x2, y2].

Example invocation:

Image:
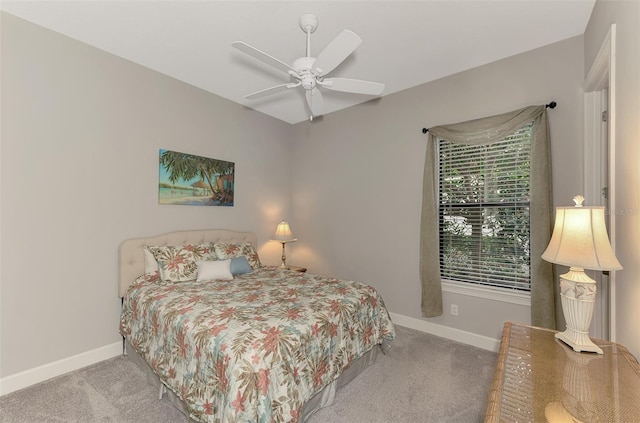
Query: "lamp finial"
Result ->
[[573, 195, 585, 207]]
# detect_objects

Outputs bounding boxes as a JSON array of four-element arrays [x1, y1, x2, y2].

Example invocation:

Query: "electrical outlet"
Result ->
[[450, 304, 459, 316]]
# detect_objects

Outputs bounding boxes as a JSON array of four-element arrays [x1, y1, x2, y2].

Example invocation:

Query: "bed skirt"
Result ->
[[124, 339, 390, 422]]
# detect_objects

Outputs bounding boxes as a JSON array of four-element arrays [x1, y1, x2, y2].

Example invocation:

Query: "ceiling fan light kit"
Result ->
[[232, 13, 385, 121]]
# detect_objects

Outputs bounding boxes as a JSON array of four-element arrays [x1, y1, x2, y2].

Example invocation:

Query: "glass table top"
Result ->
[[486, 322, 640, 423]]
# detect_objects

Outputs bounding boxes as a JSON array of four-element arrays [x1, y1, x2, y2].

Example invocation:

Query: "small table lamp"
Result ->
[[272, 220, 297, 268], [542, 195, 622, 354]]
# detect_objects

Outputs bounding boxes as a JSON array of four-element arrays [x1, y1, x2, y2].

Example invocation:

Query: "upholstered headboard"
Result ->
[[118, 229, 258, 297]]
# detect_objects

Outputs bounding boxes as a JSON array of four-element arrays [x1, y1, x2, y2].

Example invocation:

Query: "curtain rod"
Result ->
[[421, 101, 557, 134]]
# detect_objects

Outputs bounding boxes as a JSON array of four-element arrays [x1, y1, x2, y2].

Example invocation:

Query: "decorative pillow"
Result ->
[[147, 245, 198, 282], [181, 242, 217, 262], [230, 256, 252, 276], [145, 242, 217, 282], [214, 242, 261, 269], [143, 248, 159, 274], [196, 259, 233, 282]]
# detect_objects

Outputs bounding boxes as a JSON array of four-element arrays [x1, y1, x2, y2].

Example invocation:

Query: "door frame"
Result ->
[[583, 24, 617, 341]]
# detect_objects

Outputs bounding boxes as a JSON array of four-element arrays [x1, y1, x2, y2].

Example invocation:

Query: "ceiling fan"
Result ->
[[232, 13, 385, 121]]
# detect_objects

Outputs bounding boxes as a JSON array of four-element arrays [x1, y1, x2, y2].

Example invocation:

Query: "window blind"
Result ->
[[437, 123, 532, 291]]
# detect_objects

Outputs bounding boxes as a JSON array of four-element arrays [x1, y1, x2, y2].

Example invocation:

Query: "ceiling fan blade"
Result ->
[[244, 83, 299, 100], [312, 30, 361, 76], [232, 41, 297, 74], [305, 88, 325, 117], [322, 78, 385, 96]]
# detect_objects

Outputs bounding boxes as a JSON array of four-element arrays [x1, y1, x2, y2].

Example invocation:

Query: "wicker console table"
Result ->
[[485, 321, 640, 422]]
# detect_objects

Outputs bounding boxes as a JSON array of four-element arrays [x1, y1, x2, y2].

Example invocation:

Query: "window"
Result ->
[[437, 123, 532, 291]]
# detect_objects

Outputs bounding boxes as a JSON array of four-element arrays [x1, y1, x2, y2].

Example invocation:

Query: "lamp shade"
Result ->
[[272, 221, 297, 243], [542, 206, 622, 271]]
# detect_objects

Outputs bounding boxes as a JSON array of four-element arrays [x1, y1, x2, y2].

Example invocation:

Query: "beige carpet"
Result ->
[[0, 325, 496, 422]]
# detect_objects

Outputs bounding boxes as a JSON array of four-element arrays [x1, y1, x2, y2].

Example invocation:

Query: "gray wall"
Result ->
[[4, 1, 637, 386], [290, 36, 585, 341], [584, 0, 640, 357], [0, 12, 293, 378]]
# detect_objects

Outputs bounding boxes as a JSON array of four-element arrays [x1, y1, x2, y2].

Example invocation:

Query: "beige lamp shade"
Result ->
[[542, 205, 621, 271], [272, 221, 297, 243]]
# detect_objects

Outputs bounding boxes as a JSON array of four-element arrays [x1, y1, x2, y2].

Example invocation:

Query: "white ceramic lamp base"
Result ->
[[556, 267, 602, 354]]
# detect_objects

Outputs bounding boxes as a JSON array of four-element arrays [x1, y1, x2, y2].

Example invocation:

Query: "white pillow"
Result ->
[[143, 248, 159, 274], [196, 260, 233, 282]]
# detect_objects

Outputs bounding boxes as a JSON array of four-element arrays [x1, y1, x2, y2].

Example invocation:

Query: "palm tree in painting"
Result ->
[[160, 150, 234, 204]]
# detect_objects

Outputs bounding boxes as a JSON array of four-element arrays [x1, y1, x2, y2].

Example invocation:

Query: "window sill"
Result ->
[[441, 280, 531, 306]]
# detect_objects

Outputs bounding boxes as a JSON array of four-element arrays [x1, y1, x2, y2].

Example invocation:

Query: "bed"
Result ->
[[118, 229, 395, 423]]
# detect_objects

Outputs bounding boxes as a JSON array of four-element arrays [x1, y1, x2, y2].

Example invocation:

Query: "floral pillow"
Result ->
[[214, 242, 261, 269], [147, 243, 217, 282], [181, 242, 217, 262]]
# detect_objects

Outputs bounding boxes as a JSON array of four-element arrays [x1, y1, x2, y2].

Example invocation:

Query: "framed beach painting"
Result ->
[[158, 149, 234, 206]]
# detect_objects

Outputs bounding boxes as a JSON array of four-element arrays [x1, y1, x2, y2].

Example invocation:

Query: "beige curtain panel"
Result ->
[[420, 105, 557, 329]]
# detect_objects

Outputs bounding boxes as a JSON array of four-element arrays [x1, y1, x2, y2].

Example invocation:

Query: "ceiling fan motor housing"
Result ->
[[293, 57, 318, 89]]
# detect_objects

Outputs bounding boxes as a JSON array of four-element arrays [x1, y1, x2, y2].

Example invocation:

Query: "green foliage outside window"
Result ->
[[438, 123, 532, 291]]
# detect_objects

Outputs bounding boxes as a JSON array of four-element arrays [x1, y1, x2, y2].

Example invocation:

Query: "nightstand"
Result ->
[[485, 321, 640, 422], [284, 265, 307, 273]]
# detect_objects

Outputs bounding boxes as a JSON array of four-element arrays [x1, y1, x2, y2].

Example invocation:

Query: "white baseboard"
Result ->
[[0, 341, 122, 396], [390, 312, 500, 352]]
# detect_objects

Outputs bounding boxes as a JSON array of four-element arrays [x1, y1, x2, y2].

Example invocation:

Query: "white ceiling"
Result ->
[[1, 1, 595, 124]]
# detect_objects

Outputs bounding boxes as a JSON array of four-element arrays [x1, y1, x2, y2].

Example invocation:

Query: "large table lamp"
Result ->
[[272, 220, 297, 268], [542, 195, 622, 354]]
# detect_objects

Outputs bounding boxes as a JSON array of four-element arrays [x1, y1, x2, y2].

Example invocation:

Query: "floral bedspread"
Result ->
[[119, 267, 395, 423]]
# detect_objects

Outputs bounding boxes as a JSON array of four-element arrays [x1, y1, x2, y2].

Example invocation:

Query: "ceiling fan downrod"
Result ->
[[299, 13, 318, 58]]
